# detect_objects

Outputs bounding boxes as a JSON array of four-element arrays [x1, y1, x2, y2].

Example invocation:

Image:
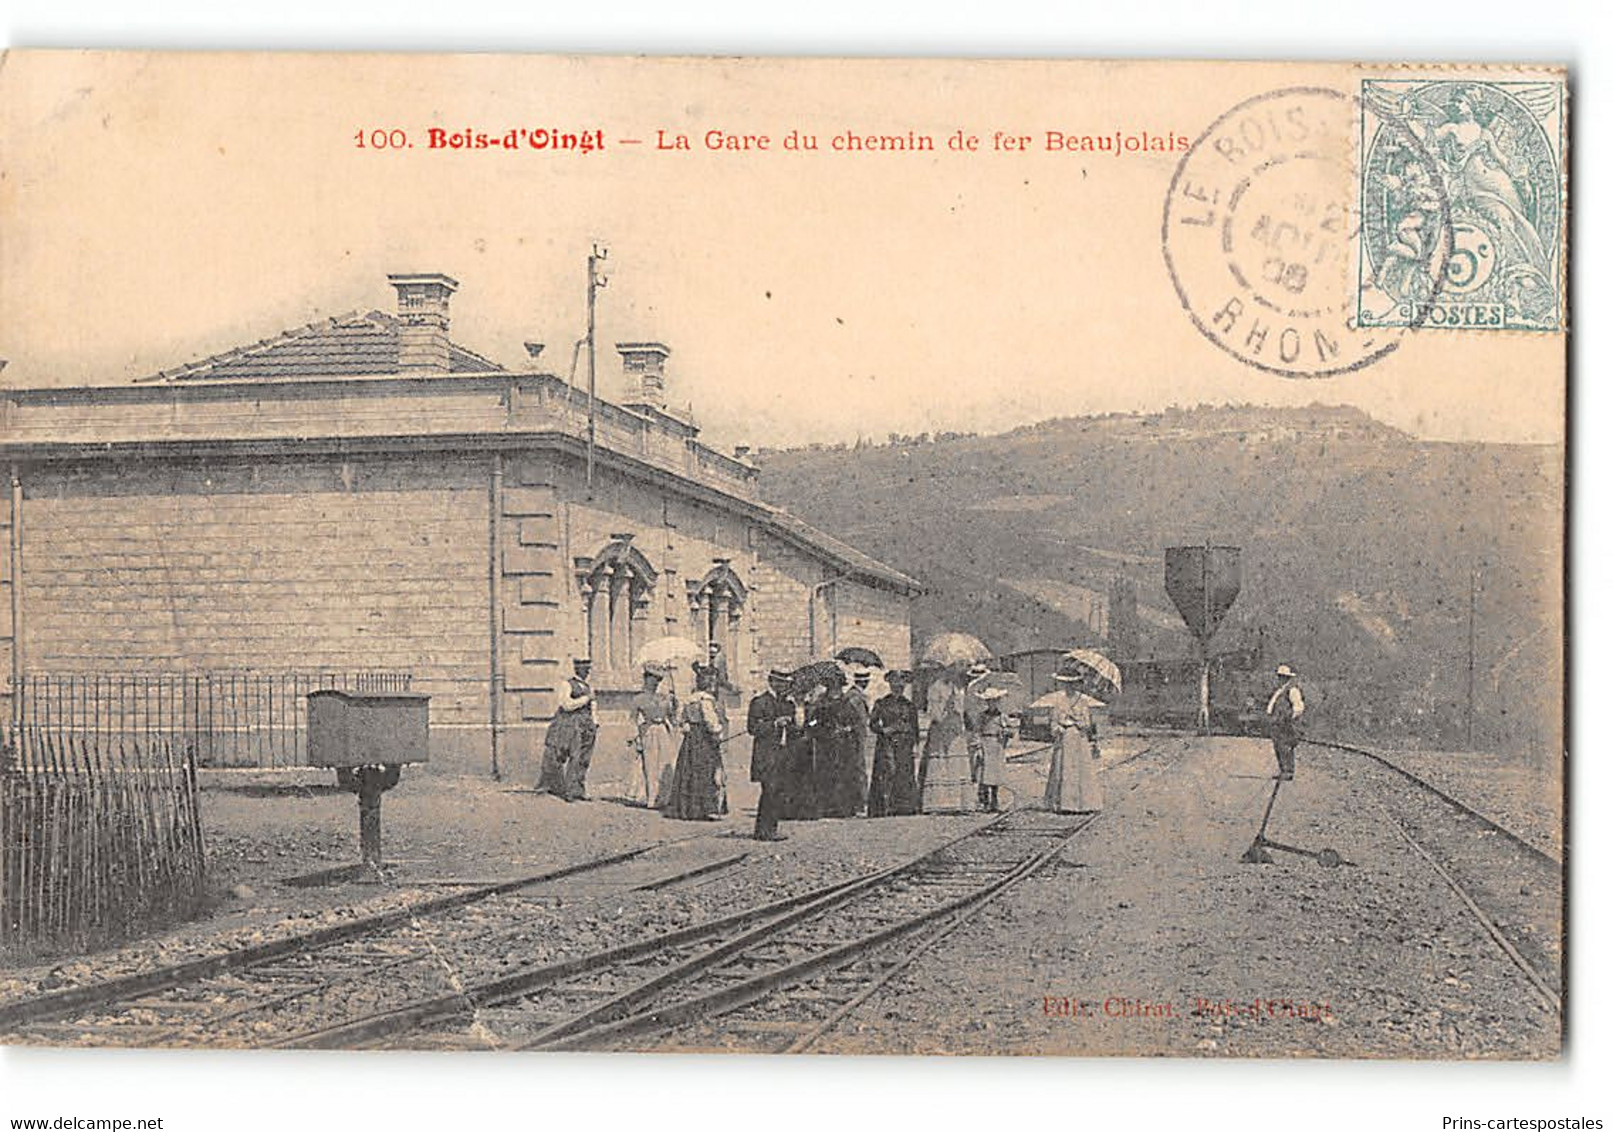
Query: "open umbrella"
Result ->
[[920, 632, 991, 667], [790, 660, 847, 696], [1061, 648, 1122, 700], [834, 646, 885, 669], [637, 636, 705, 671], [967, 670, 1030, 715]]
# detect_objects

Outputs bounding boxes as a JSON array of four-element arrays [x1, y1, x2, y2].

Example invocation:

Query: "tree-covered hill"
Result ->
[[755, 404, 1563, 755]]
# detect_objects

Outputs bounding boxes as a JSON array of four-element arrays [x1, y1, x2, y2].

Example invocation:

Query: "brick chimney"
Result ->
[[617, 342, 671, 411], [388, 273, 458, 373]]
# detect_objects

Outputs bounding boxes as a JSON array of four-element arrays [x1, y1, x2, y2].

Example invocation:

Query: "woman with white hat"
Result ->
[[629, 665, 678, 808], [1044, 662, 1104, 814]]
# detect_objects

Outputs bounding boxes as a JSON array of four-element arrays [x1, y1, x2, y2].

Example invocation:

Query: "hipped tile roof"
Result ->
[[140, 310, 503, 382]]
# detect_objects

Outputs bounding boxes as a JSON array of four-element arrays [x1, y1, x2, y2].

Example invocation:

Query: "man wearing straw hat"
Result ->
[[1265, 664, 1306, 781]]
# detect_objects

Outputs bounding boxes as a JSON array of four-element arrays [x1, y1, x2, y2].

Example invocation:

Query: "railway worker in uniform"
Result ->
[[536, 658, 599, 801], [747, 667, 794, 840], [920, 665, 978, 814], [665, 663, 729, 821], [629, 665, 678, 808], [868, 669, 920, 816], [809, 669, 866, 818], [974, 687, 1010, 813], [1265, 664, 1306, 781], [1043, 664, 1103, 814]]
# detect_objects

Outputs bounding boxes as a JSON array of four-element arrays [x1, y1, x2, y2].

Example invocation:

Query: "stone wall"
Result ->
[[15, 454, 493, 768], [828, 577, 915, 672], [496, 452, 774, 788], [492, 453, 916, 792], [8, 443, 914, 784]]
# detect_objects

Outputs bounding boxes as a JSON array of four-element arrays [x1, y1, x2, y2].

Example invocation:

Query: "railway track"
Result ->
[[0, 808, 1097, 1051], [284, 808, 1095, 1052], [1311, 739, 1563, 1014], [0, 833, 749, 1045], [1308, 739, 1560, 868]]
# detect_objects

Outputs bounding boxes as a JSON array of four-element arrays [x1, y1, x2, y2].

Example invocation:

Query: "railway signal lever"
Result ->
[[1239, 778, 1353, 868]]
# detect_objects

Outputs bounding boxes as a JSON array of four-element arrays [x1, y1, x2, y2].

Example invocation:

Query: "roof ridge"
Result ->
[[761, 504, 921, 593], [447, 339, 503, 371], [136, 309, 370, 383]]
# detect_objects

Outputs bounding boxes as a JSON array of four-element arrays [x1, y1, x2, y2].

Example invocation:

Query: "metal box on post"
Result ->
[[305, 690, 430, 880], [307, 690, 430, 769]]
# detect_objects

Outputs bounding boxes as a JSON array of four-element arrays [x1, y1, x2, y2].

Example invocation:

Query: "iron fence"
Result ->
[[8, 671, 414, 771]]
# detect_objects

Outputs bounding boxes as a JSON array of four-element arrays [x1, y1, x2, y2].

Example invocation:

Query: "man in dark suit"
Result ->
[[747, 667, 794, 840]]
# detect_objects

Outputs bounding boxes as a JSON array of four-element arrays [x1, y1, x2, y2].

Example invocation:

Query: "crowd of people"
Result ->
[[534, 643, 1122, 842], [534, 644, 1307, 844]]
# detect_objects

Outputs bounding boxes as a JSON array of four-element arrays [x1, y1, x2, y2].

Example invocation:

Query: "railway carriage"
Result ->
[[1005, 643, 1266, 738], [1107, 646, 1266, 734]]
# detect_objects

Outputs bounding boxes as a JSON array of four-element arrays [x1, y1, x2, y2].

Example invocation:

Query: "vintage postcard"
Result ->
[[0, 52, 1565, 1059]]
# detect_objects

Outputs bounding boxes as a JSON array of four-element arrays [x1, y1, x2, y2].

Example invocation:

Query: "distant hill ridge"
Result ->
[[757, 403, 1413, 457], [755, 402, 1562, 754]]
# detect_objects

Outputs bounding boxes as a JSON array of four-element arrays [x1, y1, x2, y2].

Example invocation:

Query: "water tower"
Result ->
[[1164, 544, 1242, 732]]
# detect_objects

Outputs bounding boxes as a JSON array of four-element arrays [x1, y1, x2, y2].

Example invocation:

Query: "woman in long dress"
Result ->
[[868, 670, 921, 817], [630, 667, 678, 808], [920, 669, 977, 814], [1044, 671, 1103, 814], [664, 665, 728, 821], [778, 691, 819, 820], [809, 673, 866, 819]]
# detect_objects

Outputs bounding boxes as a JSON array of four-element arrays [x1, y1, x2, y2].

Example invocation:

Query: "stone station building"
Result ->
[[0, 273, 919, 783]]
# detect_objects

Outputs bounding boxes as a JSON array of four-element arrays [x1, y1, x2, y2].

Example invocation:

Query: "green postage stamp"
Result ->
[[1358, 78, 1566, 332]]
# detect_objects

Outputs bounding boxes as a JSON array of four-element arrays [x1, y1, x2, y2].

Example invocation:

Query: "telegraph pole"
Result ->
[[585, 242, 609, 498], [1199, 538, 1212, 734]]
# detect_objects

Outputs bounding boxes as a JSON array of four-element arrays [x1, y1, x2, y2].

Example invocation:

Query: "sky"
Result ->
[[0, 52, 1567, 449]]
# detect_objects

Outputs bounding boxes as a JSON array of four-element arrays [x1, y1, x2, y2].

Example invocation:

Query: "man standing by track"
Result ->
[[1265, 664, 1305, 781]]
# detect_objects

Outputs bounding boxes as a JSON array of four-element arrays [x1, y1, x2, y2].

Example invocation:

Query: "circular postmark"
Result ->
[[1162, 87, 1450, 378]]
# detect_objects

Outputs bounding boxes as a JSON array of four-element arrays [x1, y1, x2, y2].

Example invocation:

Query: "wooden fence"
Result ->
[[1, 725, 205, 955], [1, 670, 414, 953]]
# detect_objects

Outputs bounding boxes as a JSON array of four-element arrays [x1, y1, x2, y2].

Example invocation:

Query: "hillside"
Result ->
[[755, 404, 1563, 755]]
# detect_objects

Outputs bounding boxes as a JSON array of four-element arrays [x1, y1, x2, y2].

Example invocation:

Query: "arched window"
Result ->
[[577, 537, 658, 675], [688, 561, 747, 667]]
